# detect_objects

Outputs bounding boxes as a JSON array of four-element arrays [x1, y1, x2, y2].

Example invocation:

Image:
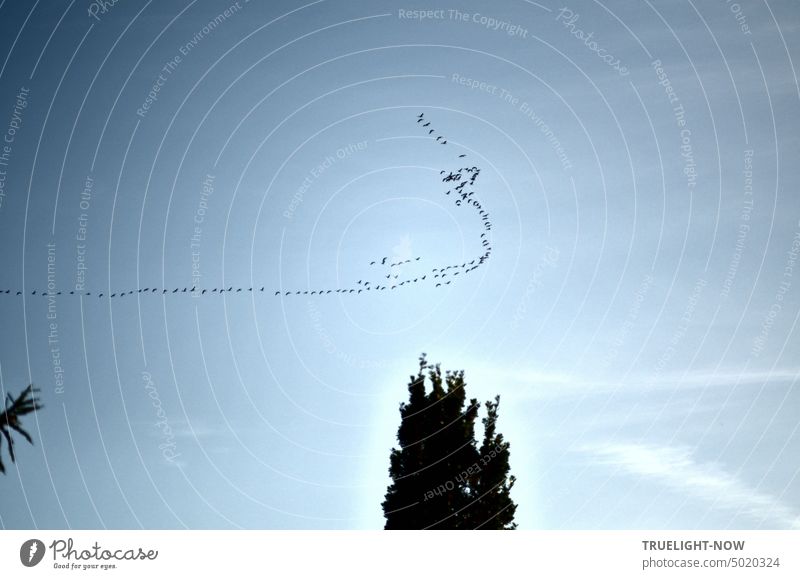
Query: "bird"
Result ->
[[381, 257, 387, 264], [417, 113, 424, 118], [275, 291, 280, 296], [442, 140, 447, 144], [436, 136, 442, 141], [428, 129, 434, 134], [370, 261, 375, 265], [423, 122, 430, 127], [458, 154, 466, 158]]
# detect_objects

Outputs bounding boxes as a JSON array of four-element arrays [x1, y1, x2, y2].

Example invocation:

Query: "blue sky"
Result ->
[[0, 0, 798, 529]]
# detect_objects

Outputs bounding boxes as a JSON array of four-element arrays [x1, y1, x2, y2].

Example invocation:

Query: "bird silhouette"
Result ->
[[0, 118, 494, 303]]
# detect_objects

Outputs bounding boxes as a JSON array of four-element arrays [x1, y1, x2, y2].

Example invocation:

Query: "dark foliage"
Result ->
[[0, 385, 43, 474], [382, 355, 517, 529]]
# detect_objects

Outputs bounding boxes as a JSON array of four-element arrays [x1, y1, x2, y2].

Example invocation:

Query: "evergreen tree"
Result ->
[[382, 355, 517, 529]]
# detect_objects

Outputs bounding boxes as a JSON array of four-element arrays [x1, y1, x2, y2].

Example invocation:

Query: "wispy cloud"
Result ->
[[580, 442, 800, 529], [467, 365, 799, 400]]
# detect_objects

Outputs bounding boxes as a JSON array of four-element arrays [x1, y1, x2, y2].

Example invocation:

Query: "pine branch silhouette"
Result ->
[[0, 385, 43, 474]]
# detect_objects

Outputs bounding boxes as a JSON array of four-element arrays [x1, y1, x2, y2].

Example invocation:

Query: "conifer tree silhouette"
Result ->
[[382, 355, 517, 529]]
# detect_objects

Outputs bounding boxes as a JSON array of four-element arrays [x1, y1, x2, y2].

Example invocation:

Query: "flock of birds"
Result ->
[[1, 114, 493, 300]]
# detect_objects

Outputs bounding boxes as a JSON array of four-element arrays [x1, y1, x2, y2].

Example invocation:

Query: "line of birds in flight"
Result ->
[[1, 114, 493, 300]]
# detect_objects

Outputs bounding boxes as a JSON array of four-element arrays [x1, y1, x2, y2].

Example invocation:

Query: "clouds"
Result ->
[[580, 441, 800, 529], [469, 364, 799, 400]]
